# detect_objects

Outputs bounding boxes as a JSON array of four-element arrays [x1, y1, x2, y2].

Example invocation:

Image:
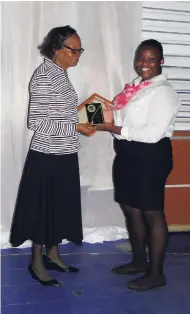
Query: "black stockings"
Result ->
[[121, 204, 168, 276], [145, 210, 168, 275]]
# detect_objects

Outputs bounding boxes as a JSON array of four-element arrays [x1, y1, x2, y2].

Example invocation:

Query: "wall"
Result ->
[[166, 131, 190, 231], [142, 1, 190, 231]]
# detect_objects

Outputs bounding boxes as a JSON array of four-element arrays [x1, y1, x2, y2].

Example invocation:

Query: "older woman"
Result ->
[[95, 39, 180, 291], [10, 26, 94, 287]]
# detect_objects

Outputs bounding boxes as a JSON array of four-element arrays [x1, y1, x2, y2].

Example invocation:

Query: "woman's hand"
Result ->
[[94, 123, 122, 135], [94, 123, 113, 131], [76, 123, 96, 136], [103, 102, 114, 124]]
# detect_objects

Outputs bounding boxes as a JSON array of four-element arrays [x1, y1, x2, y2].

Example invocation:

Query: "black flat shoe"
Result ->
[[127, 274, 166, 291], [112, 262, 149, 275], [28, 264, 60, 287], [43, 254, 79, 273]]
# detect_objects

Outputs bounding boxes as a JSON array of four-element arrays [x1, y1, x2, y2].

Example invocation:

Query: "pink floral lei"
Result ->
[[113, 80, 151, 110]]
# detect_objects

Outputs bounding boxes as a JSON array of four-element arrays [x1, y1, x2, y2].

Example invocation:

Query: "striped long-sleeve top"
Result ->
[[28, 58, 80, 155]]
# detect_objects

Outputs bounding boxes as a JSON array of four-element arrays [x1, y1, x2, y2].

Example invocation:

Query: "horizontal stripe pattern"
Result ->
[[142, 1, 190, 131], [28, 58, 80, 154]]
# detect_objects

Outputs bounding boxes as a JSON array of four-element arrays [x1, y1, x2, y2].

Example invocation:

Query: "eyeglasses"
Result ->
[[63, 44, 85, 55]]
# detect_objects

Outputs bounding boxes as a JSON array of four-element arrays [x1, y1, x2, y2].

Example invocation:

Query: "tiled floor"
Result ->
[[1, 233, 190, 314]]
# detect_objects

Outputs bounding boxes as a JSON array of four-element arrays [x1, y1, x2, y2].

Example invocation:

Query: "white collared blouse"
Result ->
[[113, 74, 180, 143]]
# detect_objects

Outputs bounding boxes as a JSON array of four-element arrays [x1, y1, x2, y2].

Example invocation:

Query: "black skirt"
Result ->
[[10, 150, 83, 247], [113, 138, 173, 211]]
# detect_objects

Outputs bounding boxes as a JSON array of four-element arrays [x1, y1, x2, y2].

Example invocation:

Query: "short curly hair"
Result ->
[[136, 39, 164, 60], [38, 25, 77, 59]]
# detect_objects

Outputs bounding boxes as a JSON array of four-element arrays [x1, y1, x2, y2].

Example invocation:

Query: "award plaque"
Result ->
[[78, 94, 113, 134], [83, 102, 104, 124]]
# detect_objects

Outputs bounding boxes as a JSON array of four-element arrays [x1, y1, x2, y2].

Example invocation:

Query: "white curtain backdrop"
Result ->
[[1, 1, 142, 248]]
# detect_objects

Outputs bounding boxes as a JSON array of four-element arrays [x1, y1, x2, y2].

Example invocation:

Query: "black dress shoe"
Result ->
[[28, 264, 60, 287], [112, 262, 149, 275], [127, 274, 166, 291], [43, 254, 79, 273]]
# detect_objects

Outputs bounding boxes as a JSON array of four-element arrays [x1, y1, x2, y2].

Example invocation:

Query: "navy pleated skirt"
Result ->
[[10, 149, 83, 248], [113, 137, 173, 211]]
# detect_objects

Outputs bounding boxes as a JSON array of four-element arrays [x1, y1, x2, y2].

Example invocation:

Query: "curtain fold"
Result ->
[[1, 1, 142, 248]]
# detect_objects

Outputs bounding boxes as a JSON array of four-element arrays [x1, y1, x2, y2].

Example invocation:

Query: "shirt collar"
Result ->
[[134, 73, 167, 85], [44, 57, 66, 73]]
